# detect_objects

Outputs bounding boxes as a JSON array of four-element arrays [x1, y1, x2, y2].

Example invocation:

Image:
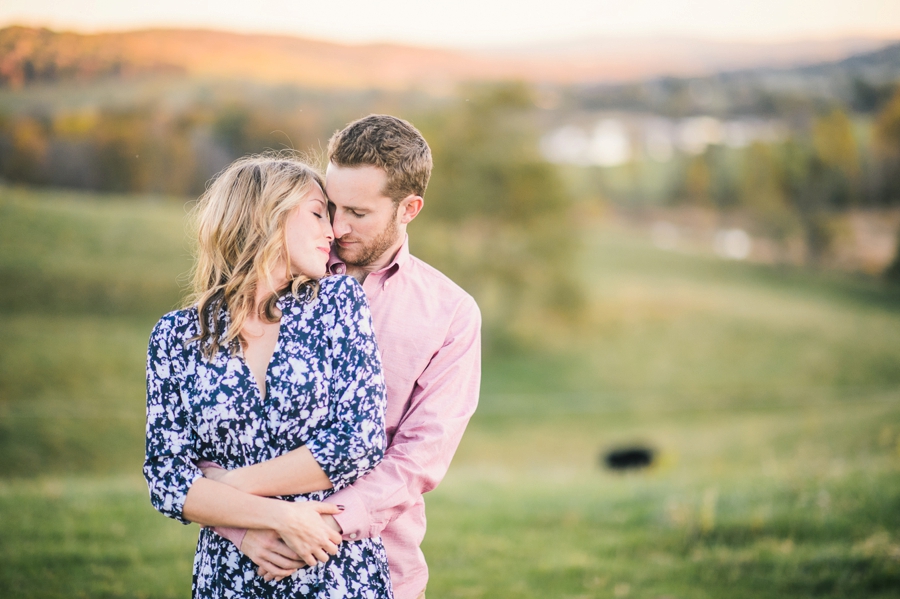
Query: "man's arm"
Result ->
[[325, 296, 481, 540]]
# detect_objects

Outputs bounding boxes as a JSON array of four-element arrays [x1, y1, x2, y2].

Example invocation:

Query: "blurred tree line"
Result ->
[[414, 84, 585, 349], [0, 103, 315, 194], [0, 82, 583, 350], [0, 26, 180, 88], [667, 93, 900, 267], [559, 42, 900, 274]]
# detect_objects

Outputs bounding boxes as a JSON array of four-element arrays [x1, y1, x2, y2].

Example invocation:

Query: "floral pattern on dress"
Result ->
[[144, 275, 391, 598]]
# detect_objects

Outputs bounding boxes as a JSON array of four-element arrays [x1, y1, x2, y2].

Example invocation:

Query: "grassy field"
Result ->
[[1, 185, 899, 598]]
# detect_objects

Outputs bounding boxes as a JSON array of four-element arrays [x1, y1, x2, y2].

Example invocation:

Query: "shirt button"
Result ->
[[349, 533, 357, 539]]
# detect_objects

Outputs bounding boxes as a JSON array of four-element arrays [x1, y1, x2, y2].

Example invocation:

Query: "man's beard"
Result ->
[[336, 208, 400, 268]]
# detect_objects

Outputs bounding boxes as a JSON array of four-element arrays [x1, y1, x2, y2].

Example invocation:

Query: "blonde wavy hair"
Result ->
[[187, 153, 325, 359]]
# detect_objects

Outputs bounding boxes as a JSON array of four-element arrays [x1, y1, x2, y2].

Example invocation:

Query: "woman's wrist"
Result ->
[[259, 497, 293, 531]]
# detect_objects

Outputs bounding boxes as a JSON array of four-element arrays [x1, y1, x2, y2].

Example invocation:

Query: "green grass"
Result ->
[[1, 185, 899, 598]]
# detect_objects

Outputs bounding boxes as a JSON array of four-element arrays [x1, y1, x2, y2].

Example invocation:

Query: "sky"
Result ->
[[2, 0, 899, 48]]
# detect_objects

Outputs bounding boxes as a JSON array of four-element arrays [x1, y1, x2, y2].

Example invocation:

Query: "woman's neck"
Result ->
[[251, 273, 288, 324]]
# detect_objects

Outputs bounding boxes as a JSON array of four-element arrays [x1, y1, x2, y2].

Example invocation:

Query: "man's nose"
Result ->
[[331, 213, 351, 239]]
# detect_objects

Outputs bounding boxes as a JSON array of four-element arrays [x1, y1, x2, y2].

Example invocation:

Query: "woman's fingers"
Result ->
[[310, 501, 343, 516], [310, 547, 330, 564], [299, 551, 319, 568]]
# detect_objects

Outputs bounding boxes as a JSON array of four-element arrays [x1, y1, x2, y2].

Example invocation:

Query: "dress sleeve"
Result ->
[[305, 277, 387, 491], [143, 317, 203, 525]]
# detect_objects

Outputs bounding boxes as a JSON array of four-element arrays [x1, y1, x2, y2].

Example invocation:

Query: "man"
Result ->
[[214, 114, 481, 599]]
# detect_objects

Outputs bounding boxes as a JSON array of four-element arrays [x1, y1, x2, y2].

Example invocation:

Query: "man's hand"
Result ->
[[271, 501, 343, 568], [199, 463, 229, 483], [321, 514, 342, 534], [255, 513, 343, 581], [241, 529, 305, 582]]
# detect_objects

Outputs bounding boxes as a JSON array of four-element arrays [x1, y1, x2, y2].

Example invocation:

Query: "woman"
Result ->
[[143, 155, 392, 598]]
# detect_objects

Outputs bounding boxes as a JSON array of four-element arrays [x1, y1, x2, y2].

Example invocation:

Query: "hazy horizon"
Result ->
[[2, 0, 899, 50], [2, 21, 900, 52]]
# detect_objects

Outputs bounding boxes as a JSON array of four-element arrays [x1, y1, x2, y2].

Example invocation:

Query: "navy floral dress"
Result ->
[[143, 276, 392, 598]]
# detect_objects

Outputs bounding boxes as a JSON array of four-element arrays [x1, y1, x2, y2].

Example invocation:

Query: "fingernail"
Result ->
[[336, 504, 345, 510]]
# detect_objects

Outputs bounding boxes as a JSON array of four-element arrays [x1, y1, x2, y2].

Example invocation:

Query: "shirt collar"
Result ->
[[328, 234, 410, 279]]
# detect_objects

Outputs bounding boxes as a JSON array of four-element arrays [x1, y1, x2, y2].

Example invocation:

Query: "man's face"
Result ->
[[325, 163, 402, 268]]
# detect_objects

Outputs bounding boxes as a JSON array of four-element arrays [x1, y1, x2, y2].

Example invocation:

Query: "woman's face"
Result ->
[[284, 183, 334, 279]]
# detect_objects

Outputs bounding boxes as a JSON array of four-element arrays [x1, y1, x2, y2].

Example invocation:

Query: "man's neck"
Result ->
[[346, 236, 405, 284]]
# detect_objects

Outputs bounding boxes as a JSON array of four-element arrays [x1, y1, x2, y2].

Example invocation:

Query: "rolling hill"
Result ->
[[1, 25, 897, 90]]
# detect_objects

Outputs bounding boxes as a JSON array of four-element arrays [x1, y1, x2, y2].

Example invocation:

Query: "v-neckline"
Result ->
[[239, 305, 287, 403]]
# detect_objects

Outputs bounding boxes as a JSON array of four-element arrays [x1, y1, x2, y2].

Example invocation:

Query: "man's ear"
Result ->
[[398, 195, 424, 224]]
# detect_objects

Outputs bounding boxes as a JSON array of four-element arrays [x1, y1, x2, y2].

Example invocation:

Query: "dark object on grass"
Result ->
[[604, 447, 654, 470]]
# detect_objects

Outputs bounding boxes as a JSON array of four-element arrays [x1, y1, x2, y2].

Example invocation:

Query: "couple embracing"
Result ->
[[144, 115, 481, 598]]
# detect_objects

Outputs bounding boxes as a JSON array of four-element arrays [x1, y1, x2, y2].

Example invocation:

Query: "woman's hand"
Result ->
[[270, 501, 343, 567]]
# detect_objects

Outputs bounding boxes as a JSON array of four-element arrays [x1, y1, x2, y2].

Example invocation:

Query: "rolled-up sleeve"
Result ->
[[306, 277, 387, 491], [143, 318, 203, 525]]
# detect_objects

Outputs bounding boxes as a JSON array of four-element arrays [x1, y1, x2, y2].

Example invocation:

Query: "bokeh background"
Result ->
[[1, 2, 900, 597]]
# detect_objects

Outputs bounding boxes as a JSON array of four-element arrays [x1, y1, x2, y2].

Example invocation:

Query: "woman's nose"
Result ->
[[323, 219, 335, 242]]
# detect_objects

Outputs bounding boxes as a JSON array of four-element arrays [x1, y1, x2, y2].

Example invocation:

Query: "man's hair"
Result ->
[[327, 114, 432, 203]]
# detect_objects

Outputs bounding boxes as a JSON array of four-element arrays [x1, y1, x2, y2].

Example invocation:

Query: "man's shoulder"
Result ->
[[404, 254, 481, 319], [408, 254, 475, 297]]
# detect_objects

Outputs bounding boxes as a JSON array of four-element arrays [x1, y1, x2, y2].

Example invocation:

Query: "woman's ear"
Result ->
[[399, 195, 424, 224]]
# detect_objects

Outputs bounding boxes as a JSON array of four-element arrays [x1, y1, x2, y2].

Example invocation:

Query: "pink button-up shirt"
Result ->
[[214, 236, 481, 598], [326, 237, 481, 598]]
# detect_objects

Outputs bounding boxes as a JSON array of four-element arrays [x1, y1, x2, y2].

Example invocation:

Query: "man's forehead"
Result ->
[[326, 163, 386, 183], [325, 164, 393, 206]]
